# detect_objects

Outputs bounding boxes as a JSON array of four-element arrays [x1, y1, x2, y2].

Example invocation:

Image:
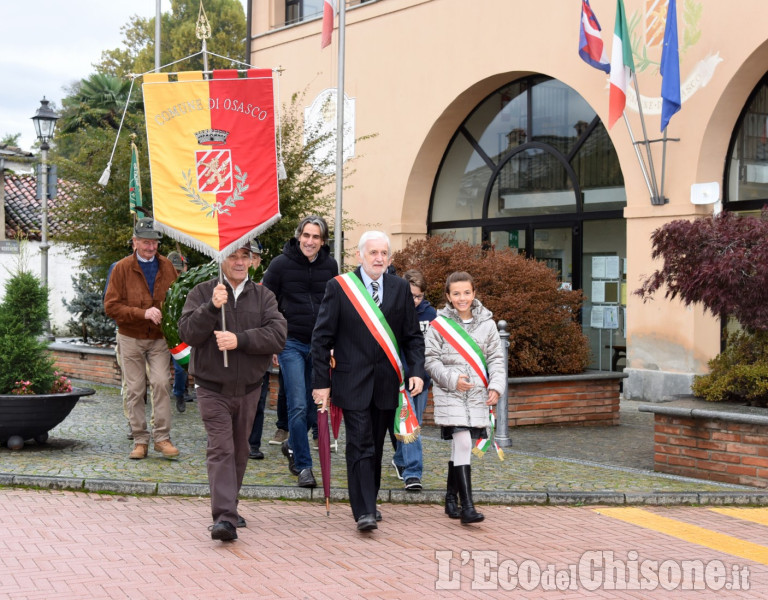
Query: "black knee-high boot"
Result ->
[[455, 464, 484, 524], [445, 461, 460, 519]]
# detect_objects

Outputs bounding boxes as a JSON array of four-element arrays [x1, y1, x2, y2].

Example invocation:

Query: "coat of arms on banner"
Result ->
[[196, 148, 233, 194]]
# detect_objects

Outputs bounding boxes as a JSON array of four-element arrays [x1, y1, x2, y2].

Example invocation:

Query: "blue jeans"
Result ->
[[172, 357, 188, 398], [279, 339, 315, 472], [393, 384, 429, 479]]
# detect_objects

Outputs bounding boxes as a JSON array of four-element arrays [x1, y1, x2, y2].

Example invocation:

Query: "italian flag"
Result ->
[[608, 0, 634, 129]]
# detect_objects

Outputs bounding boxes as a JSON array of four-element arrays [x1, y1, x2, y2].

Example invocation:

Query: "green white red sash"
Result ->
[[170, 342, 190, 366], [431, 315, 503, 460], [335, 272, 420, 443]]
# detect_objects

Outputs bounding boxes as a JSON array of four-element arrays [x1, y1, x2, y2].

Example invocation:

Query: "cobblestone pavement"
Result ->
[[1, 384, 763, 503]]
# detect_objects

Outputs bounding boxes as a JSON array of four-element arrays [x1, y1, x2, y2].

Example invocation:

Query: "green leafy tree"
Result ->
[[58, 74, 135, 135], [96, 0, 246, 77], [1, 133, 21, 146], [52, 1, 359, 286]]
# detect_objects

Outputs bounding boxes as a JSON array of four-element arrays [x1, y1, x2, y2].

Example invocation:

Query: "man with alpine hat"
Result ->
[[104, 217, 179, 460]]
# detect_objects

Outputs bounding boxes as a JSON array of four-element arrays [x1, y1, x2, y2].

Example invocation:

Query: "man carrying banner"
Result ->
[[311, 231, 425, 532], [104, 217, 179, 460], [178, 242, 286, 542]]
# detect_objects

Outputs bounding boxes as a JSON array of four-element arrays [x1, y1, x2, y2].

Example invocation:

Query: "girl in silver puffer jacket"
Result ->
[[425, 271, 506, 524]]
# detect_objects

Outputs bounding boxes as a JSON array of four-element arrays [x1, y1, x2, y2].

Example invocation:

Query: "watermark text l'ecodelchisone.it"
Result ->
[[435, 550, 751, 592]]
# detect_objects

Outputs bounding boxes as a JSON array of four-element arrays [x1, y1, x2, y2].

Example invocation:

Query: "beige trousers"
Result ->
[[117, 333, 171, 445]]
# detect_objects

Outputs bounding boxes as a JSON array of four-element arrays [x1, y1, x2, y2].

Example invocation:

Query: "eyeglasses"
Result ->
[[412, 294, 425, 300]]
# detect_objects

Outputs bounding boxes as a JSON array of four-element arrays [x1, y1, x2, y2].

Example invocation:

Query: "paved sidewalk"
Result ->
[[1, 383, 765, 505], [2, 487, 768, 599]]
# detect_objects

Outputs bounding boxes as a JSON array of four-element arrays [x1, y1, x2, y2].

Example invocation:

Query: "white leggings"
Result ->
[[450, 429, 473, 466]]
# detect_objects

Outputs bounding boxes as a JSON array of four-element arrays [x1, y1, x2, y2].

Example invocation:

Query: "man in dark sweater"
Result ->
[[262, 215, 338, 487]]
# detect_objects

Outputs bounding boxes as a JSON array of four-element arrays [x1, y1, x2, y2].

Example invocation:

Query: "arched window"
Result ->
[[725, 73, 768, 211], [429, 75, 625, 251]]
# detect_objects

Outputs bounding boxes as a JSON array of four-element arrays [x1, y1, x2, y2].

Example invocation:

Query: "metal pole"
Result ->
[[219, 263, 228, 368], [333, 1, 346, 268], [631, 77, 661, 203], [494, 320, 512, 448], [622, 113, 655, 202], [40, 142, 52, 340], [155, 0, 161, 72], [659, 127, 669, 203]]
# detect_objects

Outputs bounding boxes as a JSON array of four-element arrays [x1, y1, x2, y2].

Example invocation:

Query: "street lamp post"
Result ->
[[31, 97, 60, 340]]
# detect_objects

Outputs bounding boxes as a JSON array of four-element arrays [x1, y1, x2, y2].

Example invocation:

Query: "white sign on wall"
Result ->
[[304, 89, 356, 175]]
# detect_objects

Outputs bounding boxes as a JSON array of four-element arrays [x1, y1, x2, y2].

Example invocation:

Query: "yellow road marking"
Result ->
[[710, 508, 768, 528], [595, 507, 768, 565]]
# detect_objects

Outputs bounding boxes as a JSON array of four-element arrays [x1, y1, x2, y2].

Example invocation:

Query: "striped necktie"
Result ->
[[371, 281, 380, 306]]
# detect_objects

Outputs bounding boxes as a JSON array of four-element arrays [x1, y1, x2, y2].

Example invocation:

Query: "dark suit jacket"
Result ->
[[311, 268, 425, 411]]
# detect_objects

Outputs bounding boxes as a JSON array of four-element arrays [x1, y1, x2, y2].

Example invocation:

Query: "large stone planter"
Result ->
[[0, 387, 95, 448]]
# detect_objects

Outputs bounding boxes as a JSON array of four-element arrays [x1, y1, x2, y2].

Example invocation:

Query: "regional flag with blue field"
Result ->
[[579, 0, 611, 74]]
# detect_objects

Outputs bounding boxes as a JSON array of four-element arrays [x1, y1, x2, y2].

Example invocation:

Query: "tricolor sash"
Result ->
[[431, 315, 503, 460], [335, 273, 420, 443]]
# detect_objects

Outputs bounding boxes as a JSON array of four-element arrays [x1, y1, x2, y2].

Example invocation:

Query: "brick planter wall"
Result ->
[[506, 372, 624, 427], [641, 405, 768, 488], [50, 343, 121, 387]]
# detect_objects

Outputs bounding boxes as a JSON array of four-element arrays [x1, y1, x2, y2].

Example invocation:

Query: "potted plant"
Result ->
[[0, 244, 94, 449]]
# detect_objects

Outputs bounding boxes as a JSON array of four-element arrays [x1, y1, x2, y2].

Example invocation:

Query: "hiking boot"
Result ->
[[154, 439, 180, 459], [269, 429, 289, 445], [129, 444, 148, 460], [175, 394, 186, 413]]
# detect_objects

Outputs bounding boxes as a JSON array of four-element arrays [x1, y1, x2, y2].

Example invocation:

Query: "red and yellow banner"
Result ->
[[142, 69, 280, 259]]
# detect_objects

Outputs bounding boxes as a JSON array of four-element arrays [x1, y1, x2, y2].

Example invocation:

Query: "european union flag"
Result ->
[[660, 0, 681, 131]]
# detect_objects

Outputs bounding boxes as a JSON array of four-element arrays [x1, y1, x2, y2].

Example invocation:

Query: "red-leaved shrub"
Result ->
[[391, 235, 590, 375]]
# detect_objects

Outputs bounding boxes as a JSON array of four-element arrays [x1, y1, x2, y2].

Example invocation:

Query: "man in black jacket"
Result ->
[[262, 215, 339, 487]]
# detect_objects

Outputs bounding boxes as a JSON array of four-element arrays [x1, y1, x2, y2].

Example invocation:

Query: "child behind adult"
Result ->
[[392, 269, 437, 491], [424, 271, 506, 524]]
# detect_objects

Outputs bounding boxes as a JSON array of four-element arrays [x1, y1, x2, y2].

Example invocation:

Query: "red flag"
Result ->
[[321, 0, 335, 49]]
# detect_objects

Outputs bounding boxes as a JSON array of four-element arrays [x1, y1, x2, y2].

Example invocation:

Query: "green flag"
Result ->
[[129, 140, 142, 215]]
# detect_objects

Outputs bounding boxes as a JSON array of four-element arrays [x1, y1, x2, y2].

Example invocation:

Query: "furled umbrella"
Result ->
[[317, 405, 332, 516]]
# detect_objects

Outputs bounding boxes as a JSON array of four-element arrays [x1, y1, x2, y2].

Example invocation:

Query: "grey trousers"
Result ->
[[197, 385, 262, 526]]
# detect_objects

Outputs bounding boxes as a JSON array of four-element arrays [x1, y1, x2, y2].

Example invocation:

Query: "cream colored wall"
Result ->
[[249, 0, 768, 395]]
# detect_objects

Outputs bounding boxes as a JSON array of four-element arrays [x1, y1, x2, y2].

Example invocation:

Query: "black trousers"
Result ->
[[342, 404, 395, 520]]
